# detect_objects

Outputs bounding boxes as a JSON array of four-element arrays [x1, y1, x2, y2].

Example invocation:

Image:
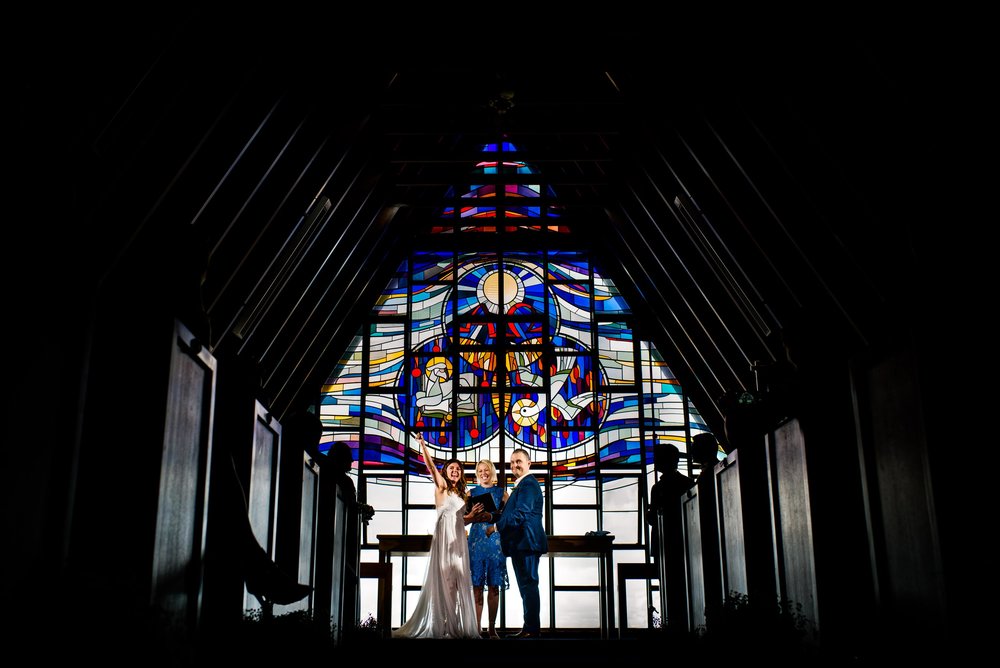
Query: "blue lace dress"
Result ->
[[467, 485, 509, 589]]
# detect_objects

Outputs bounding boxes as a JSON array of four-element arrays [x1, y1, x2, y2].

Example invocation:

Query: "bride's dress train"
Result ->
[[391, 493, 480, 639]]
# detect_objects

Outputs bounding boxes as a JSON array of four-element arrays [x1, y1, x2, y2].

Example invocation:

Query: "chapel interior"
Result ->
[[6, 8, 986, 665]]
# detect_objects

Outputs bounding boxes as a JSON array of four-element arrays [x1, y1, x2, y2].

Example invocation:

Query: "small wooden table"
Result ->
[[375, 533, 616, 638]]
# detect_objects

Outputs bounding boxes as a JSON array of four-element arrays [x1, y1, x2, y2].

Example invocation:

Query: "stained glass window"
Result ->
[[317, 141, 722, 630], [435, 141, 567, 233], [320, 251, 713, 468]]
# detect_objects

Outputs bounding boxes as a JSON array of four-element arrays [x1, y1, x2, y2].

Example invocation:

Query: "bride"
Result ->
[[392, 433, 486, 639]]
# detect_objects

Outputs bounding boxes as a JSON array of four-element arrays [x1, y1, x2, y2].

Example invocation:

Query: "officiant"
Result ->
[[467, 459, 509, 638]]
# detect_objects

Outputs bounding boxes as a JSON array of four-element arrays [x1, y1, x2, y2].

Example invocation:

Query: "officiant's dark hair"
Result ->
[[442, 458, 469, 498]]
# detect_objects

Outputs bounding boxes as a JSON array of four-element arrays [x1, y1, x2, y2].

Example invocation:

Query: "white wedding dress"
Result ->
[[392, 492, 481, 639]]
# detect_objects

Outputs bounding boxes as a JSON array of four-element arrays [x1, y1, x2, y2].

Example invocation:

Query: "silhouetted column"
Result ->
[[649, 443, 693, 634]]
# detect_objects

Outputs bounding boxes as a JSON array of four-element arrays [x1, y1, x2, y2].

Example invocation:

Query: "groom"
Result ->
[[489, 448, 548, 638]]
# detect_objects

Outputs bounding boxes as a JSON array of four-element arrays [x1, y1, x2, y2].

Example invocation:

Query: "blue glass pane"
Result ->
[[600, 435, 643, 466], [361, 427, 405, 468], [460, 205, 497, 217], [507, 206, 542, 217], [412, 253, 453, 282], [548, 355, 605, 430]]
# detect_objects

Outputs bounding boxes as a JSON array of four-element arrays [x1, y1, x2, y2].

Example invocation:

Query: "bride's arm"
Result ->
[[415, 432, 446, 490]]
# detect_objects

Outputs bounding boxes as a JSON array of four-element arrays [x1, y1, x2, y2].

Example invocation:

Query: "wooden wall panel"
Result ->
[[151, 320, 217, 630], [769, 418, 819, 632], [862, 348, 947, 638], [289, 453, 320, 614], [717, 451, 748, 597], [683, 489, 706, 630], [242, 401, 281, 613]]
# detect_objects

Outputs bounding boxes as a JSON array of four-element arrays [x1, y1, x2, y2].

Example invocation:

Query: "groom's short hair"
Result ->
[[512, 448, 530, 461]]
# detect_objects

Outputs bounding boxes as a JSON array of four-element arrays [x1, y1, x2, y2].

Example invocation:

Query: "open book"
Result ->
[[466, 491, 499, 514]]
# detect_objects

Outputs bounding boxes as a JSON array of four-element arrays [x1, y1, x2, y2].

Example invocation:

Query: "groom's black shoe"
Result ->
[[507, 630, 539, 639]]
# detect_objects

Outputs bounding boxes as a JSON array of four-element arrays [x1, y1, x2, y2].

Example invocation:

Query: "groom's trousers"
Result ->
[[511, 553, 541, 632]]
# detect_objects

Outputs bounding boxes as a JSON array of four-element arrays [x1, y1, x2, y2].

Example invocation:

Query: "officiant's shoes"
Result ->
[[507, 630, 539, 639]]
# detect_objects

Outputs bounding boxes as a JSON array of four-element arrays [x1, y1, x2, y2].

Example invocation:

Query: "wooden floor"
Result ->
[[347, 630, 942, 665], [44, 608, 946, 667], [341, 629, 732, 666], [48, 621, 932, 666], [181, 627, 703, 665], [126, 630, 676, 666]]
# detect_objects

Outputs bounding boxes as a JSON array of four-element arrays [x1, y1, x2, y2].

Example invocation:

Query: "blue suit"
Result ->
[[494, 474, 547, 632]]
